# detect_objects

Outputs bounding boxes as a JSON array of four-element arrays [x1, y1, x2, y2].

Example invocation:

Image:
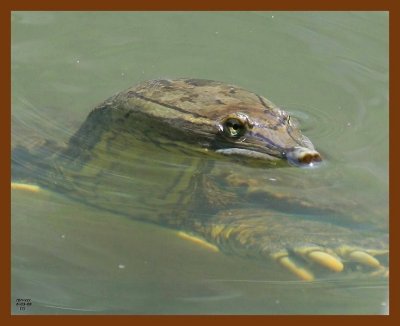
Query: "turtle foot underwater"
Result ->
[[11, 180, 389, 281], [198, 209, 388, 281], [11, 78, 388, 281]]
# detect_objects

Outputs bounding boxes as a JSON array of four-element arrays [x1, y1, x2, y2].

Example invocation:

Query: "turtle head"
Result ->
[[116, 79, 322, 168], [214, 109, 322, 167]]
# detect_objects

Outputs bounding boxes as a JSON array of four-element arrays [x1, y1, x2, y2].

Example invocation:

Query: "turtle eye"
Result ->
[[222, 118, 246, 138]]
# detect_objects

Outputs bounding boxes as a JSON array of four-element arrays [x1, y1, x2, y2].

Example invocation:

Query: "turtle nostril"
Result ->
[[286, 148, 322, 167], [299, 153, 322, 165]]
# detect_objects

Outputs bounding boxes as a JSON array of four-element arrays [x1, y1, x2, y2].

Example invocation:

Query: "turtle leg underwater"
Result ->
[[11, 181, 388, 281], [193, 209, 388, 281]]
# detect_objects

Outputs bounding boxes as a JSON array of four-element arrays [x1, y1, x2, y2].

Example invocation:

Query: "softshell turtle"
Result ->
[[12, 78, 388, 281]]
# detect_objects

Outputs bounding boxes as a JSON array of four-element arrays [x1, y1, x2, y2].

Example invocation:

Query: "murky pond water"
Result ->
[[11, 11, 388, 314]]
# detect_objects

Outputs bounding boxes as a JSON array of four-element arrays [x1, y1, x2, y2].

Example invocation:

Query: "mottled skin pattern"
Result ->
[[12, 78, 388, 281]]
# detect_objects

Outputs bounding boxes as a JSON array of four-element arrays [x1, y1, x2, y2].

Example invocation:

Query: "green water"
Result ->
[[11, 11, 388, 314]]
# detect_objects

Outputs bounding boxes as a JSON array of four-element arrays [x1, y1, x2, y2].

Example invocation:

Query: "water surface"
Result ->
[[11, 11, 388, 314]]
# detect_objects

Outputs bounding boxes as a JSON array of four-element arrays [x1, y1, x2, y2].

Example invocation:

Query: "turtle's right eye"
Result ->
[[222, 118, 246, 138]]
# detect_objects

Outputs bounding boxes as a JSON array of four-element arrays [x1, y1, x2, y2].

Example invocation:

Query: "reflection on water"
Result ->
[[11, 12, 388, 314]]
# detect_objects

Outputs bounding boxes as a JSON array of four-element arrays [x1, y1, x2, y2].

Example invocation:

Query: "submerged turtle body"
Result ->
[[12, 78, 388, 281]]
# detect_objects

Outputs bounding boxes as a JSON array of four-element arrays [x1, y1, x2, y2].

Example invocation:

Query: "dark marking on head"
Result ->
[[180, 96, 195, 103], [258, 95, 279, 117], [154, 79, 173, 87], [128, 91, 208, 119], [249, 131, 285, 153], [185, 79, 215, 87]]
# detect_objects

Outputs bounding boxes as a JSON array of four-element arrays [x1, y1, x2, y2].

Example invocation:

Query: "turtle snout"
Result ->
[[286, 147, 322, 167]]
